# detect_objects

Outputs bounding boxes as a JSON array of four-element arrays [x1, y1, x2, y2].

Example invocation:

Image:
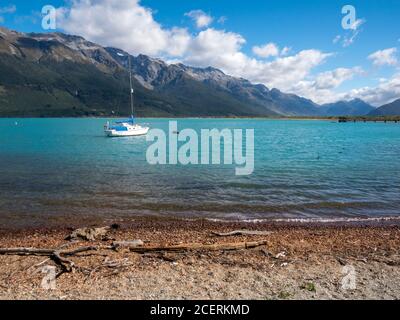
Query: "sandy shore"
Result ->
[[1, 218, 400, 300]]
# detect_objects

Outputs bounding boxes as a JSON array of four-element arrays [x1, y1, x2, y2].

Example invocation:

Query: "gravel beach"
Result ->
[[1, 218, 400, 300]]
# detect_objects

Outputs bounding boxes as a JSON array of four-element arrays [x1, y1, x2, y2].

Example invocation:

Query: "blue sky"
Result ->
[[1, 0, 399, 105]]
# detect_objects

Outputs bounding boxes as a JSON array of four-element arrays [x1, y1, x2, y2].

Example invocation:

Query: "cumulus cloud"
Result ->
[[297, 69, 400, 106], [184, 28, 246, 67], [183, 29, 330, 92], [57, 0, 191, 56], [314, 67, 364, 90], [246, 50, 331, 91], [252, 43, 291, 58], [185, 10, 213, 29], [252, 43, 279, 58], [368, 48, 398, 67], [288, 67, 364, 104], [341, 73, 400, 106]]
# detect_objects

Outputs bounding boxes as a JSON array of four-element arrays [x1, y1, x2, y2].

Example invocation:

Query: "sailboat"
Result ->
[[104, 54, 150, 137]]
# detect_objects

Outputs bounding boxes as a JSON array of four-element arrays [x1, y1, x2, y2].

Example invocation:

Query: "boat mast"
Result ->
[[128, 55, 134, 118]]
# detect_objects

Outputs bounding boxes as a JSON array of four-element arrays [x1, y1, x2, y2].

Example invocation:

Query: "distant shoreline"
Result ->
[[1, 115, 400, 122]]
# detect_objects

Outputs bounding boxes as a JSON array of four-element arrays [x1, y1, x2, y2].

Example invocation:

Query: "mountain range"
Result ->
[[320, 99, 375, 116], [0, 27, 397, 117], [369, 98, 400, 116]]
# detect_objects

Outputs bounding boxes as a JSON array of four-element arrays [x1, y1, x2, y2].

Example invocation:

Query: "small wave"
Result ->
[[205, 216, 400, 224]]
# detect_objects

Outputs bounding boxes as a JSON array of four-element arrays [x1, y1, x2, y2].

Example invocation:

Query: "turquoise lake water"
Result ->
[[0, 118, 399, 226]]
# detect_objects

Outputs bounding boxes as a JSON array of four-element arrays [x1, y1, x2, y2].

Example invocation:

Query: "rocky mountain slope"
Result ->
[[0, 27, 383, 117], [369, 98, 400, 116]]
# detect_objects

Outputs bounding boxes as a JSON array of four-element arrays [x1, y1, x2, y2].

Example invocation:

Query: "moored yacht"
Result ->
[[104, 117, 149, 137], [104, 53, 149, 137]]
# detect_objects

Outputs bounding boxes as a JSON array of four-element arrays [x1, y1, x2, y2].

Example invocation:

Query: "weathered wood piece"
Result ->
[[211, 230, 273, 237], [129, 240, 268, 253], [112, 240, 144, 249], [66, 227, 112, 241]]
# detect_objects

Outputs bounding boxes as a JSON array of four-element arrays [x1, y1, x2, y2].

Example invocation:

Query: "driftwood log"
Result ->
[[0, 246, 97, 256], [0, 240, 268, 261], [211, 230, 273, 237], [0, 246, 97, 274], [0, 240, 267, 257], [112, 240, 144, 250], [0, 248, 55, 256], [0, 240, 268, 275], [129, 240, 268, 253]]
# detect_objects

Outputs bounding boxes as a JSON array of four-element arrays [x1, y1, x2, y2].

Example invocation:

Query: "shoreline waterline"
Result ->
[[2, 213, 400, 232]]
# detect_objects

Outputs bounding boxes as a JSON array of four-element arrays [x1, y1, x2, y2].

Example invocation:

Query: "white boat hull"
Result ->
[[105, 126, 149, 137]]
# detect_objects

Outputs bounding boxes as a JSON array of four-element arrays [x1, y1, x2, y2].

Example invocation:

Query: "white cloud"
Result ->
[[57, 0, 191, 56], [183, 29, 330, 92], [294, 69, 400, 106], [247, 50, 331, 91], [0, 5, 16, 14], [288, 67, 364, 104], [314, 67, 364, 90], [252, 43, 291, 58], [252, 43, 279, 58], [341, 73, 400, 106], [368, 48, 398, 67], [185, 10, 213, 29], [184, 28, 246, 67]]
